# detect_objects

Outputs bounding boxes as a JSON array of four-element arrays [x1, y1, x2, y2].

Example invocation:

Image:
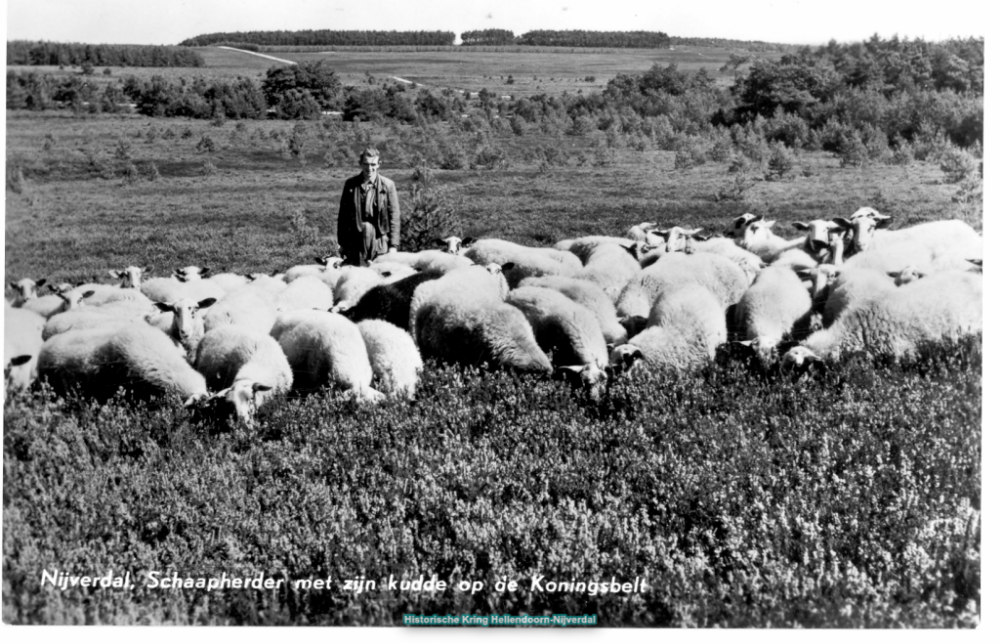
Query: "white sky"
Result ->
[[2, 0, 990, 46]]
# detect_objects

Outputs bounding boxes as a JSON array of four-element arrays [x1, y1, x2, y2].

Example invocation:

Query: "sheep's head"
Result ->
[[609, 344, 644, 377], [213, 379, 273, 426], [967, 258, 983, 273], [849, 206, 889, 222], [652, 227, 703, 253], [9, 278, 46, 305], [315, 255, 345, 271], [797, 264, 841, 301], [781, 345, 822, 371], [741, 219, 777, 246], [435, 236, 475, 255], [110, 266, 147, 289], [792, 219, 847, 254], [174, 265, 210, 282], [55, 288, 95, 313], [555, 362, 608, 402], [738, 337, 781, 367], [833, 214, 891, 253], [155, 297, 216, 356], [724, 212, 762, 238]]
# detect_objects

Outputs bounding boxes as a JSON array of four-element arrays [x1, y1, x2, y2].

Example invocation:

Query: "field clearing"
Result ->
[[6, 44, 765, 95]]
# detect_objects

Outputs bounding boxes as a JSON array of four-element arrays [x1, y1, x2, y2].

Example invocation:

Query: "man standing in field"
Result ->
[[336, 147, 400, 266]]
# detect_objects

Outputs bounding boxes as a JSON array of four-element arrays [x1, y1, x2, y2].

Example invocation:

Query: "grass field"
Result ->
[[2, 44, 983, 626], [7, 43, 770, 97]]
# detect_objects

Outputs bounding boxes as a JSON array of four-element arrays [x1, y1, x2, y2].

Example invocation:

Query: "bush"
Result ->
[[837, 131, 869, 168], [939, 146, 979, 183], [289, 207, 320, 246], [7, 163, 25, 194], [138, 162, 161, 181], [765, 142, 796, 180], [473, 143, 508, 170], [113, 137, 133, 162], [399, 166, 462, 252], [195, 134, 218, 154], [200, 159, 218, 175], [889, 140, 915, 167], [119, 161, 140, 186]]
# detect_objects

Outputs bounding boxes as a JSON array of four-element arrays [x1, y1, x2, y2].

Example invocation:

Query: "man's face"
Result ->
[[360, 156, 380, 181]]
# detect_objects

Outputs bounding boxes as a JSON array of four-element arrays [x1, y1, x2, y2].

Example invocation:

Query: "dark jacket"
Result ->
[[337, 172, 401, 252]]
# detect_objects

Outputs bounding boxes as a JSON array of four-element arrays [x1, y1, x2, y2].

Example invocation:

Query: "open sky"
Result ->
[[3, 0, 989, 46]]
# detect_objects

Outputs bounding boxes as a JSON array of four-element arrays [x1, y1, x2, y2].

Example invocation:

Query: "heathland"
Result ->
[[3, 40, 982, 626]]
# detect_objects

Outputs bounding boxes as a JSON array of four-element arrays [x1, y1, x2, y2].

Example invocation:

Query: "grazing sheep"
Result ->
[[616, 252, 749, 324], [203, 286, 278, 336], [5, 307, 45, 398], [819, 267, 897, 327], [519, 275, 628, 347], [356, 319, 423, 400], [413, 289, 553, 375], [272, 312, 383, 402], [574, 242, 642, 302], [37, 324, 207, 402], [507, 286, 610, 399], [735, 266, 814, 364], [616, 283, 727, 373], [791, 219, 848, 257], [276, 275, 334, 312], [9, 278, 47, 306], [332, 266, 391, 312], [194, 325, 293, 423], [340, 271, 440, 330], [371, 249, 472, 275], [834, 217, 982, 274], [207, 272, 251, 294], [645, 231, 765, 284], [465, 239, 582, 287], [283, 255, 344, 288], [783, 270, 982, 365], [20, 285, 80, 320], [407, 265, 510, 336], [553, 236, 635, 263]]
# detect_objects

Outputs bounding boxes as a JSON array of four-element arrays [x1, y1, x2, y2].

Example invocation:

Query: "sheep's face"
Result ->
[[793, 220, 845, 254], [800, 265, 840, 300], [850, 216, 892, 252], [849, 206, 887, 221], [556, 363, 608, 401], [158, 297, 216, 345], [56, 289, 95, 312], [724, 213, 761, 238], [436, 236, 472, 255], [609, 344, 644, 376], [741, 220, 777, 246], [4, 354, 33, 395], [752, 337, 781, 366], [111, 266, 145, 289], [10, 278, 44, 304], [656, 227, 703, 253], [316, 255, 345, 270], [889, 265, 925, 286], [216, 379, 272, 426], [782, 346, 820, 370]]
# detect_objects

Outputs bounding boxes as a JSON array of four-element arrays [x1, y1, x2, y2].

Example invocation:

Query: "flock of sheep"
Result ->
[[4, 206, 984, 424]]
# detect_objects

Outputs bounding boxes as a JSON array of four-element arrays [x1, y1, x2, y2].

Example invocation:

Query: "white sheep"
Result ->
[[410, 251, 475, 275], [109, 266, 148, 289], [272, 311, 383, 402], [356, 319, 424, 400], [207, 272, 251, 294], [507, 286, 610, 399], [194, 325, 293, 424], [407, 265, 510, 337], [465, 239, 582, 287], [833, 216, 982, 273], [737, 219, 807, 263], [37, 324, 208, 402], [723, 212, 762, 238], [818, 267, 897, 327], [174, 265, 210, 281], [9, 277, 47, 306], [150, 297, 218, 360], [574, 242, 642, 302], [616, 252, 749, 324], [434, 235, 476, 255], [275, 275, 334, 312], [554, 235, 637, 263], [4, 307, 45, 398], [783, 270, 982, 365], [332, 266, 391, 312], [625, 222, 660, 242], [413, 288, 553, 375], [139, 273, 225, 304], [613, 282, 727, 374], [203, 285, 278, 336], [644, 231, 765, 284], [734, 266, 814, 364], [283, 255, 344, 288], [518, 275, 628, 347]]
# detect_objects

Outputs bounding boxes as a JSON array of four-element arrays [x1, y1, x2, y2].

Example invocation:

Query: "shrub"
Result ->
[[939, 146, 979, 183], [289, 207, 320, 246], [837, 131, 869, 168], [473, 143, 508, 170], [119, 161, 140, 186], [138, 162, 161, 181], [200, 159, 218, 175], [439, 140, 467, 170], [113, 137, 133, 162], [6, 163, 25, 194], [889, 140, 915, 167], [399, 165, 462, 252], [195, 134, 217, 154], [765, 142, 796, 180]]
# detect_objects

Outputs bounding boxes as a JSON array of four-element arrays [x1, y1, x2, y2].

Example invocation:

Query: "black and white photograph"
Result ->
[[2, 0, 991, 631]]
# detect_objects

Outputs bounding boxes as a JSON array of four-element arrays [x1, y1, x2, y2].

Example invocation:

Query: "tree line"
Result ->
[[178, 30, 456, 47], [6, 41, 204, 67], [7, 35, 982, 156]]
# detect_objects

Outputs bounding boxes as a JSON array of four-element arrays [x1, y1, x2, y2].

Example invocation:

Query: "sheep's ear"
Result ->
[[693, 233, 711, 242], [270, 269, 282, 277], [199, 267, 211, 276], [8, 282, 15, 290], [10, 355, 32, 367], [832, 217, 852, 228], [875, 216, 893, 229], [967, 258, 982, 267], [621, 243, 640, 260], [197, 297, 217, 310], [81, 290, 96, 300], [795, 267, 817, 277], [791, 221, 809, 230], [501, 262, 516, 271], [748, 213, 763, 223], [810, 239, 830, 250], [462, 236, 476, 245], [314, 257, 325, 265], [887, 271, 900, 278], [252, 383, 273, 393], [35, 278, 47, 288], [154, 302, 173, 313], [142, 266, 152, 274]]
